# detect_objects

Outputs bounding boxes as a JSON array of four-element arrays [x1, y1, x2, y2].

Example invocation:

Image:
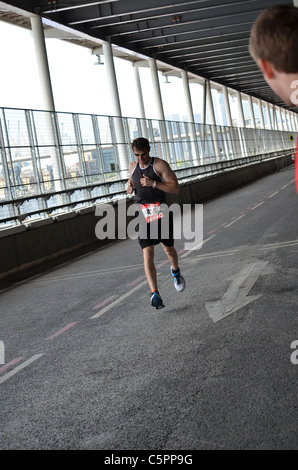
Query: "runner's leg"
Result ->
[[162, 244, 179, 271], [143, 245, 158, 292]]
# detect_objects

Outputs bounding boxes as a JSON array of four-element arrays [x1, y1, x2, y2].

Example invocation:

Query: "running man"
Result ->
[[127, 137, 185, 309]]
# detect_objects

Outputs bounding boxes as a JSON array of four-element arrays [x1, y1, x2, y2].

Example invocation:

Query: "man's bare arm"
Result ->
[[127, 162, 136, 194], [140, 159, 180, 194]]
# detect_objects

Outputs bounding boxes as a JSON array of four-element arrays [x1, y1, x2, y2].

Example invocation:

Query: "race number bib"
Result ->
[[140, 202, 164, 223]]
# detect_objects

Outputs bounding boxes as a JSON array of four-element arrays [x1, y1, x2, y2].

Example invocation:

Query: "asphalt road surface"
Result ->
[[0, 165, 298, 451]]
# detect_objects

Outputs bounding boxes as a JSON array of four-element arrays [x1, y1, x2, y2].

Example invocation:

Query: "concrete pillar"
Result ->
[[272, 106, 278, 130], [148, 58, 165, 121], [276, 107, 282, 130], [236, 91, 245, 128], [30, 15, 55, 112], [222, 86, 237, 159], [30, 15, 67, 195], [202, 80, 207, 125], [258, 99, 265, 128], [288, 112, 294, 132], [280, 109, 286, 130], [285, 111, 290, 131], [148, 58, 170, 162], [248, 95, 256, 128], [266, 103, 272, 130], [293, 113, 298, 132], [133, 63, 146, 120], [236, 91, 247, 157], [102, 41, 129, 176], [223, 86, 232, 127], [181, 70, 194, 123], [102, 41, 122, 117], [206, 80, 220, 160], [181, 69, 199, 164], [132, 63, 148, 138]]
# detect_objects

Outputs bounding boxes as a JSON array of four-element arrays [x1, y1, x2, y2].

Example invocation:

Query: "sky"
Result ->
[[0, 19, 206, 122], [0, 18, 281, 129]]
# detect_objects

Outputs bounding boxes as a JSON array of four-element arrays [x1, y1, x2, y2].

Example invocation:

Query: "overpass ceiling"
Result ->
[[1, 0, 297, 113]]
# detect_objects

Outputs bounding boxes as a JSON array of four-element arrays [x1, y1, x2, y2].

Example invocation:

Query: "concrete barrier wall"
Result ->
[[0, 155, 293, 282]]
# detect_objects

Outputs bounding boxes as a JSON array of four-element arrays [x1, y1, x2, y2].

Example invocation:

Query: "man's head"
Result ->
[[131, 137, 151, 165], [249, 5, 298, 106]]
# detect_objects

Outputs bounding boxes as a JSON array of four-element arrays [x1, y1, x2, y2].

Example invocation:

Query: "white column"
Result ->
[[132, 63, 148, 138], [258, 99, 265, 128], [206, 80, 217, 126], [276, 107, 282, 130], [280, 109, 286, 130], [102, 41, 122, 117], [206, 80, 220, 160], [222, 86, 237, 159], [202, 80, 207, 125], [223, 86, 232, 126], [30, 15, 55, 112], [181, 70, 194, 123], [236, 91, 247, 157], [282, 110, 288, 130], [248, 95, 256, 128], [102, 41, 129, 176], [285, 111, 290, 131], [236, 91, 245, 128], [148, 58, 165, 121], [272, 106, 278, 130], [289, 112, 294, 132], [30, 15, 67, 194], [200, 80, 207, 159], [148, 58, 170, 162], [181, 70, 199, 164], [294, 113, 298, 132], [133, 63, 146, 120], [266, 103, 272, 130]]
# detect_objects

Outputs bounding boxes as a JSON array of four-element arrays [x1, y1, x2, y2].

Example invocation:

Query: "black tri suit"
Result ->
[[131, 157, 174, 249]]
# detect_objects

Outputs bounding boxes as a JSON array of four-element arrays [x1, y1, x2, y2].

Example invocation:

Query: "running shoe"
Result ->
[[150, 291, 165, 309], [171, 267, 186, 292]]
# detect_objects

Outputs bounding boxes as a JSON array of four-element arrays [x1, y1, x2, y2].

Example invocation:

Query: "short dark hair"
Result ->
[[249, 5, 298, 73], [131, 137, 150, 151]]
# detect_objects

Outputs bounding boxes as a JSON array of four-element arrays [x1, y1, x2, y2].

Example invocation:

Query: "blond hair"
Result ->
[[249, 5, 298, 73]]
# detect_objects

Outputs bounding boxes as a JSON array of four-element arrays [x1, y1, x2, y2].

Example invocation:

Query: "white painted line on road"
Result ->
[[224, 213, 246, 228], [90, 279, 149, 319], [0, 354, 45, 385], [261, 239, 298, 250], [157, 260, 170, 268], [181, 234, 216, 258], [93, 295, 119, 309], [268, 191, 279, 198], [0, 356, 25, 375], [46, 322, 78, 341], [250, 201, 264, 211], [128, 276, 146, 286], [29, 263, 144, 284], [193, 249, 238, 260]]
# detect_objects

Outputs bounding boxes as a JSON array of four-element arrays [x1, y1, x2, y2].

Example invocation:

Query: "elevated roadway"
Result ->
[[0, 165, 297, 450]]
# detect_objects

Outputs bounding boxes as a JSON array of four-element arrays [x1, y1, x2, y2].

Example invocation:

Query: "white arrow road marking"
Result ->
[[205, 261, 268, 323]]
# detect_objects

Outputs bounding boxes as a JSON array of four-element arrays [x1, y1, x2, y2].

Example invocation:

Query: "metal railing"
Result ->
[[0, 106, 296, 228]]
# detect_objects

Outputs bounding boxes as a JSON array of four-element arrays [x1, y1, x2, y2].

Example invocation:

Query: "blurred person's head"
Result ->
[[249, 5, 298, 106]]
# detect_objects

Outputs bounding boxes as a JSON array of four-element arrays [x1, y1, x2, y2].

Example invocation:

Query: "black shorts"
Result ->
[[137, 210, 174, 250]]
